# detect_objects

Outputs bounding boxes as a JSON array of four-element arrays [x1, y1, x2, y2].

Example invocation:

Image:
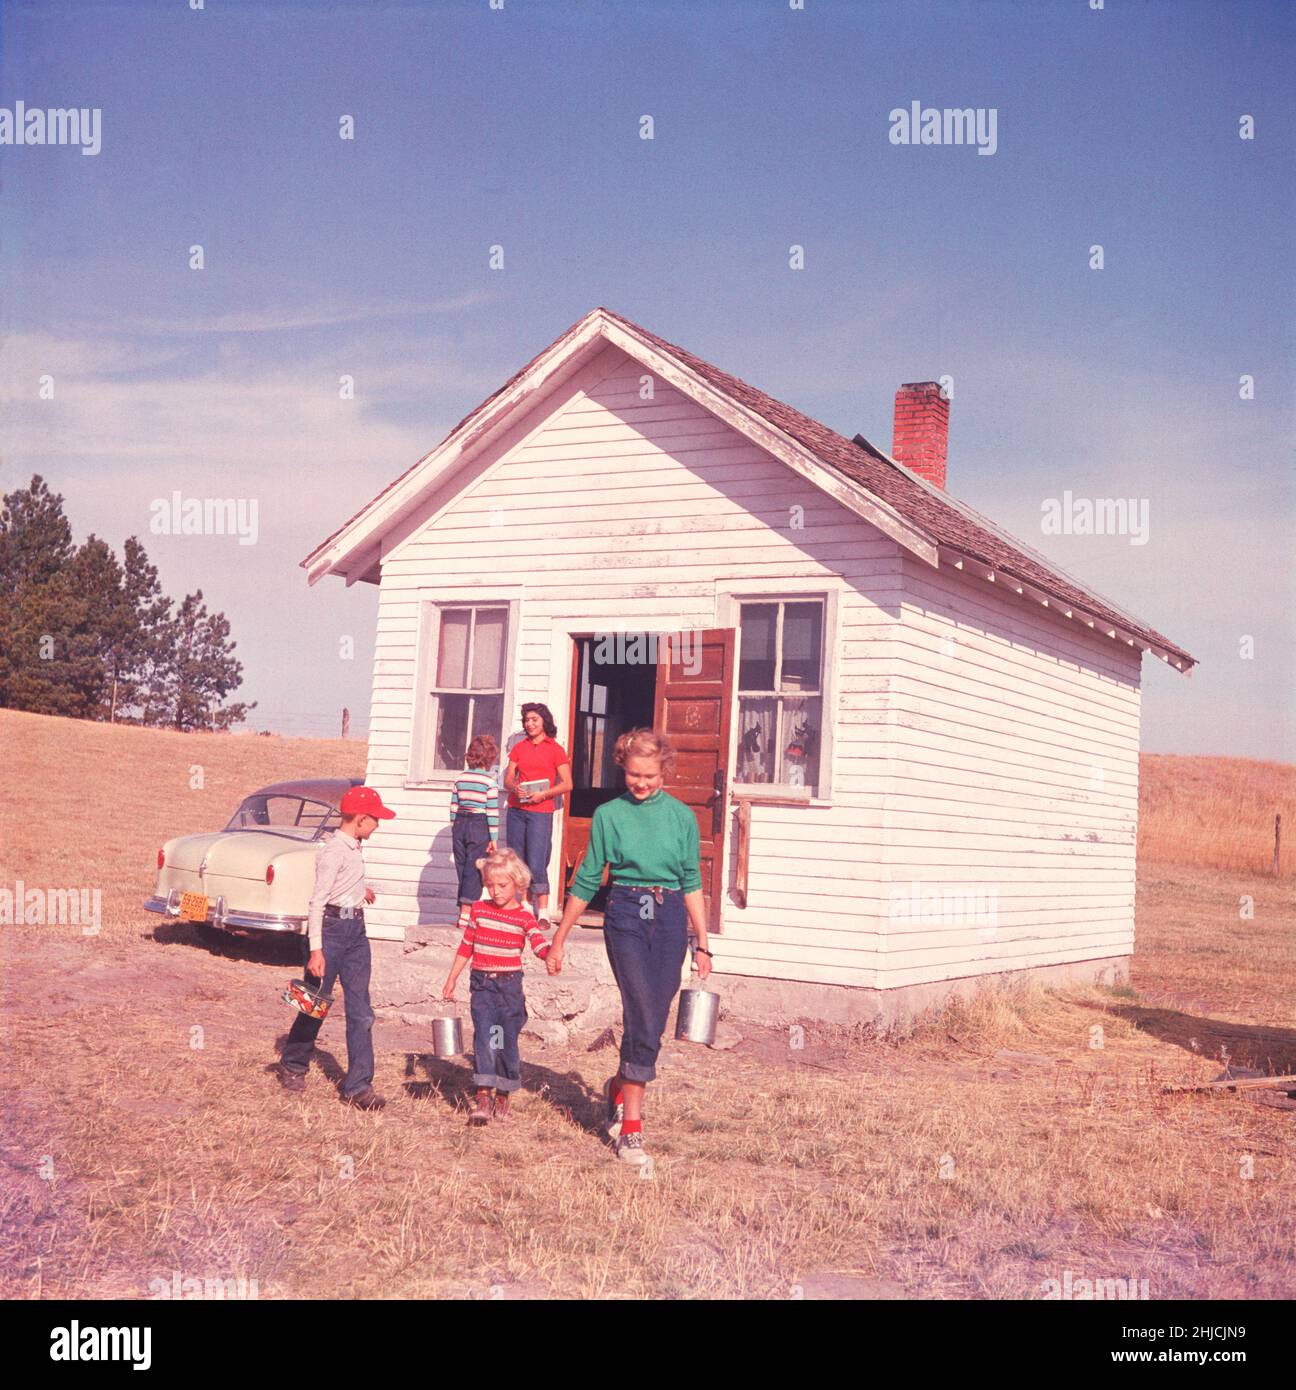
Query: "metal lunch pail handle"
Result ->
[[283, 977, 333, 1020]]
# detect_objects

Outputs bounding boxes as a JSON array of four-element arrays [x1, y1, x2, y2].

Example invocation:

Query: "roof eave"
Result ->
[[936, 545, 1197, 674], [302, 308, 945, 584], [300, 309, 612, 584]]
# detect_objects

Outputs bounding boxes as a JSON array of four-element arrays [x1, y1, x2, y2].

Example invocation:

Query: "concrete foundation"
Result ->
[[369, 926, 626, 1048], [710, 955, 1130, 1033], [370, 927, 1129, 1041]]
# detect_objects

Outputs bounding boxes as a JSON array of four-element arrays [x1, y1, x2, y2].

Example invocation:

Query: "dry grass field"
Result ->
[[1, 708, 1293, 1300]]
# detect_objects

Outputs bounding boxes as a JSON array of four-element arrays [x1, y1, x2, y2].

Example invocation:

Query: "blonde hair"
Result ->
[[613, 727, 675, 774], [475, 846, 532, 895]]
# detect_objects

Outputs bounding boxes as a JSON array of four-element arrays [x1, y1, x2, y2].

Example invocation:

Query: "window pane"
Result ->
[[738, 603, 777, 691], [736, 698, 777, 783], [469, 693, 503, 755], [436, 610, 470, 688], [778, 696, 822, 789], [471, 608, 506, 690], [433, 694, 470, 770], [780, 602, 822, 692]]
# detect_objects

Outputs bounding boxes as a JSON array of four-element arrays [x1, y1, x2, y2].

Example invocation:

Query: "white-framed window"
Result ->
[[736, 599, 825, 790], [410, 599, 517, 780], [717, 582, 838, 801]]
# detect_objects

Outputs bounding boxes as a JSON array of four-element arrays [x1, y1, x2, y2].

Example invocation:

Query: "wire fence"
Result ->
[[239, 709, 370, 739]]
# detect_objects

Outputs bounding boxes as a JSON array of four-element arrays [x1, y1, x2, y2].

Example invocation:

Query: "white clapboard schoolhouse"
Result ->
[[303, 307, 1194, 1020]]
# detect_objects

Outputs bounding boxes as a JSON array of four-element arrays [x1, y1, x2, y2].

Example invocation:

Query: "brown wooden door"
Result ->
[[653, 628, 736, 932]]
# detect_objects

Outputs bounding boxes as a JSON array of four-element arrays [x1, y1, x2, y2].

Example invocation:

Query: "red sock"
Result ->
[[621, 1118, 642, 1135], [610, 1077, 624, 1105]]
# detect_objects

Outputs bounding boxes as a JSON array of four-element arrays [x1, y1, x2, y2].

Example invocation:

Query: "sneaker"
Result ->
[[604, 1076, 623, 1139], [492, 1092, 510, 1120], [342, 1088, 386, 1110], [469, 1089, 493, 1126], [278, 1065, 306, 1093], [615, 1131, 647, 1166]]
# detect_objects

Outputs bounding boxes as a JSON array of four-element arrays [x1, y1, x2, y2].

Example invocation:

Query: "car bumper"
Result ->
[[143, 889, 307, 934]]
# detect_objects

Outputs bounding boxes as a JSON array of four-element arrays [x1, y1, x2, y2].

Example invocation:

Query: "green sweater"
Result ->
[[570, 789, 703, 900]]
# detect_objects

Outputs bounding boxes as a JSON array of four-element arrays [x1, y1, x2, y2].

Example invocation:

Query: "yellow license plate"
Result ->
[[179, 892, 209, 922]]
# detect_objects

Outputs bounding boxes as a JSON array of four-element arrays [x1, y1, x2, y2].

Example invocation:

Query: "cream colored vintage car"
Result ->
[[144, 778, 363, 936]]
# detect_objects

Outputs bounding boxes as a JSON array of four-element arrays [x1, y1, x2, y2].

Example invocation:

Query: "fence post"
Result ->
[[341, 707, 350, 740], [1274, 813, 1282, 877]]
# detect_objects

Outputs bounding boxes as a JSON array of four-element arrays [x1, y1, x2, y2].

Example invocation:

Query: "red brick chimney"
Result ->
[[891, 382, 949, 489]]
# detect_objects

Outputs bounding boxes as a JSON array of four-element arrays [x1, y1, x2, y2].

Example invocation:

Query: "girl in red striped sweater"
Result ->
[[442, 848, 550, 1124]]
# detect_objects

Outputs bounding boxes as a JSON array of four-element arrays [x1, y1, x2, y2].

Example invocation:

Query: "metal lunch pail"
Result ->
[[432, 1015, 464, 1058], [283, 977, 334, 1021], [675, 986, 720, 1046]]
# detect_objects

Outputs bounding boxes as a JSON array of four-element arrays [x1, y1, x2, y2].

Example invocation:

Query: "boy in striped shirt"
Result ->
[[442, 847, 550, 1124], [450, 735, 501, 928]]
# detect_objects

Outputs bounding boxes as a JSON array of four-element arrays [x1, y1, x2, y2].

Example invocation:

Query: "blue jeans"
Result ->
[[602, 885, 689, 1084], [452, 811, 493, 904], [281, 908, 375, 1098], [506, 807, 553, 896], [469, 970, 527, 1092]]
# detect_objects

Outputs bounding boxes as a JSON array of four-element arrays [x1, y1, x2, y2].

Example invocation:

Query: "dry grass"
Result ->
[[1139, 753, 1295, 877], [0, 707, 365, 943], [4, 961, 1291, 1301], [1, 708, 1293, 1300]]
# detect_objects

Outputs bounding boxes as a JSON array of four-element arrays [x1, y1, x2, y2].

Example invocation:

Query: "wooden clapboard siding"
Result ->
[[876, 551, 1143, 988], [358, 345, 896, 974]]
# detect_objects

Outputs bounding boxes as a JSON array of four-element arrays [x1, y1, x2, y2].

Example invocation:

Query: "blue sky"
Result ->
[[2, 0, 1292, 756]]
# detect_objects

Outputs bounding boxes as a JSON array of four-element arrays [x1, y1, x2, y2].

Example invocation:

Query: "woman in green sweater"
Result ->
[[548, 727, 712, 1165]]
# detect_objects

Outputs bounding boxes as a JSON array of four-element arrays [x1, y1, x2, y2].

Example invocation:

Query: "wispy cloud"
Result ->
[[124, 290, 497, 336]]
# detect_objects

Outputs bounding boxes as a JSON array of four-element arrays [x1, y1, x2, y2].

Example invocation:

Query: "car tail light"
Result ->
[[265, 864, 275, 885], [157, 848, 165, 869]]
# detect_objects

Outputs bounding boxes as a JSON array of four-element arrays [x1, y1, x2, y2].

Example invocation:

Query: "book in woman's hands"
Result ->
[[518, 778, 550, 798]]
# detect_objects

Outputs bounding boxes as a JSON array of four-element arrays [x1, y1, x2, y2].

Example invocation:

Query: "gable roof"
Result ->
[[303, 306, 1195, 673]]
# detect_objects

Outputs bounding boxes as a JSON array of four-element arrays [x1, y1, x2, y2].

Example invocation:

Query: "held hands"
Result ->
[[546, 947, 564, 976]]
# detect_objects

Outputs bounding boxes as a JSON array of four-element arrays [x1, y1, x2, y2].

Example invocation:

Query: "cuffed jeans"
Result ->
[[452, 810, 493, 904], [469, 970, 527, 1092], [602, 884, 689, 1084], [506, 806, 553, 895], [281, 908, 375, 1098]]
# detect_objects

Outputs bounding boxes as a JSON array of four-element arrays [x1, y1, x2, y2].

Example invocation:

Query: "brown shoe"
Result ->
[[278, 1065, 306, 1093], [469, 1089, 493, 1126], [493, 1092, 510, 1120], [342, 1088, 386, 1110]]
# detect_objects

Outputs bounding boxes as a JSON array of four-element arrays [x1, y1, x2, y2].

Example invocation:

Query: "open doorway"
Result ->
[[560, 627, 735, 932], [562, 635, 657, 920]]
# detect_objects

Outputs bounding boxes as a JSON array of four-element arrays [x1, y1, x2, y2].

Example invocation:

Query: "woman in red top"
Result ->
[[503, 703, 573, 924]]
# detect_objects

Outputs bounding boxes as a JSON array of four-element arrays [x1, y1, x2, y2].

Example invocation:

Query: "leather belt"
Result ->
[[614, 883, 675, 904]]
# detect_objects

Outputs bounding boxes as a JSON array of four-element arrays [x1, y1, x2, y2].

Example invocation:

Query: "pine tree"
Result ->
[[164, 590, 256, 731], [0, 476, 254, 730], [0, 476, 103, 716], [115, 538, 174, 723]]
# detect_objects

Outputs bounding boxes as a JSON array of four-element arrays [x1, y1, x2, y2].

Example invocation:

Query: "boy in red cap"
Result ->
[[278, 785, 395, 1109]]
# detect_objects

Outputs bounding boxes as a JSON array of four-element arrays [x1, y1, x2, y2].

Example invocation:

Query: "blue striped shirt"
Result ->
[[450, 769, 500, 837]]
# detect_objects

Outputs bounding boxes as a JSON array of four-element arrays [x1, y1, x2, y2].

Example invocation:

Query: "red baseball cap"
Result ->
[[340, 786, 396, 819]]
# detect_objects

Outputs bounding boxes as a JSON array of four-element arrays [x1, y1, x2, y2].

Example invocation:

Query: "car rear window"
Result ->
[[223, 795, 341, 840]]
